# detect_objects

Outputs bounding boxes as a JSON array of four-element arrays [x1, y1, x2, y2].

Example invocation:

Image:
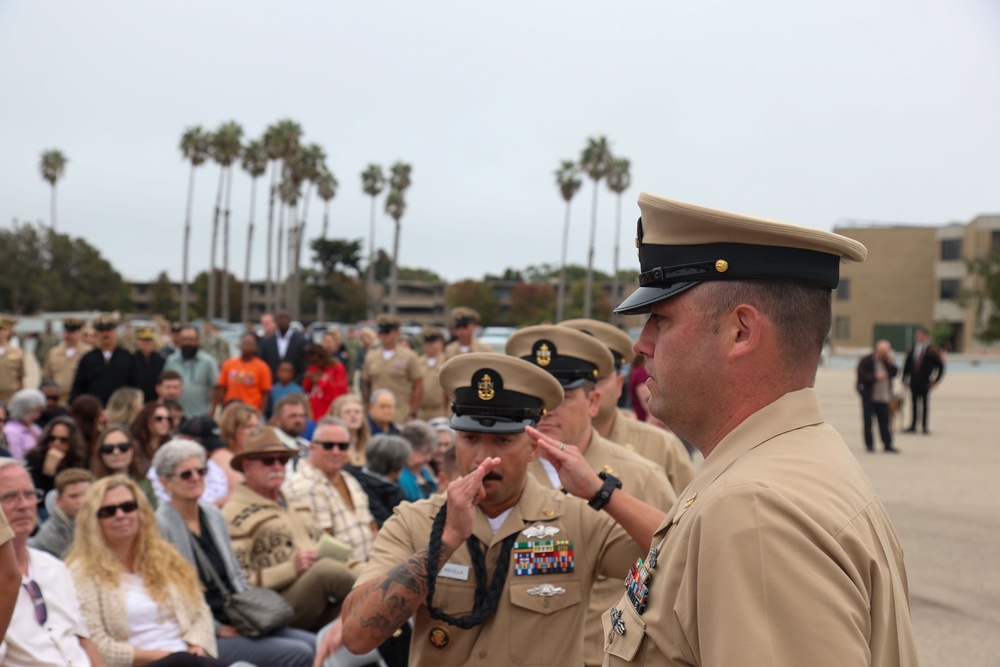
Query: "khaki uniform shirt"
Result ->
[[0, 346, 26, 403], [417, 353, 447, 421], [363, 346, 422, 424], [43, 342, 93, 405], [442, 339, 494, 361], [607, 410, 695, 496], [602, 389, 919, 667], [357, 475, 636, 666], [0, 507, 12, 546], [530, 430, 677, 667]]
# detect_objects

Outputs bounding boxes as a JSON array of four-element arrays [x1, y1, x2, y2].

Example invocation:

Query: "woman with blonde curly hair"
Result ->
[[212, 403, 260, 495], [66, 475, 226, 667], [328, 393, 369, 470]]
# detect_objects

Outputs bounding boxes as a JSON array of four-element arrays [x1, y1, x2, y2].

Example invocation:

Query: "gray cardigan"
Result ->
[[156, 501, 250, 594], [28, 507, 74, 558]]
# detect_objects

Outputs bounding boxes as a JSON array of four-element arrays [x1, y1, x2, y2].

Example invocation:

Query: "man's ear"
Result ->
[[726, 304, 763, 360], [586, 387, 602, 419]]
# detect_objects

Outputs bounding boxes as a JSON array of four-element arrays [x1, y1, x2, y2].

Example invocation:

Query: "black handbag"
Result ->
[[189, 535, 294, 638]]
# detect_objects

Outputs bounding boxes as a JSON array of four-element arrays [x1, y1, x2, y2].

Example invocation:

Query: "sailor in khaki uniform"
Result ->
[[560, 318, 695, 495], [599, 193, 919, 666], [42, 317, 93, 406], [342, 354, 646, 666], [506, 325, 676, 667], [417, 326, 449, 421], [442, 307, 493, 360], [362, 315, 424, 424], [0, 318, 26, 403]]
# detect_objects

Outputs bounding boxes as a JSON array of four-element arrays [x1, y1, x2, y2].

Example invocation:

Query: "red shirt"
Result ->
[[302, 361, 349, 419], [217, 357, 273, 410], [628, 365, 650, 422]]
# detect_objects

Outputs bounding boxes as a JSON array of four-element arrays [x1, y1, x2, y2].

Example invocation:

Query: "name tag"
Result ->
[[439, 563, 470, 581]]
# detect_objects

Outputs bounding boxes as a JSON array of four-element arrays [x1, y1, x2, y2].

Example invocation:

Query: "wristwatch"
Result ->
[[588, 472, 622, 511]]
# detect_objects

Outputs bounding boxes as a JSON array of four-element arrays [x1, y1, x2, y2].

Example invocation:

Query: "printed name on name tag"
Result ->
[[439, 563, 470, 581]]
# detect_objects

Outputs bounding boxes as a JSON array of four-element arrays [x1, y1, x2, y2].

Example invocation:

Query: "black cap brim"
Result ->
[[449, 414, 535, 434], [613, 281, 700, 315]]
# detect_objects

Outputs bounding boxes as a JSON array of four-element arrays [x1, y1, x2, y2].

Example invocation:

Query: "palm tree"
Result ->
[[314, 168, 338, 322], [276, 158, 304, 311], [39, 149, 68, 231], [262, 119, 302, 311], [385, 161, 412, 316], [606, 157, 631, 319], [289, 143, 326, 320], [554, 159, 582, 322], [579, 135, 612, 318], [240, 138, 268, 324], [209, 121, 243, 323], [179, 126, 210, 322], [361, 164, 385, 319]]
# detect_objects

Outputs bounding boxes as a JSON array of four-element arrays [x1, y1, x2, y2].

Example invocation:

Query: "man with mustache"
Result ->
[[341, 354, 662, 665]]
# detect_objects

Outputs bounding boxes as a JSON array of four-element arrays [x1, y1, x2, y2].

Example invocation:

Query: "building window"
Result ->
[[992, 230, 1000, 247], [940, 239, 962, 261], [939, 279, 961, 301], [834, 315, 850, 340], [836, 279, 851, 301]]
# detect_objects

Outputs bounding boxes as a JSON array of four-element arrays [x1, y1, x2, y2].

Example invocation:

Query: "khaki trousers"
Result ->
[[281, 558, 357, 632]]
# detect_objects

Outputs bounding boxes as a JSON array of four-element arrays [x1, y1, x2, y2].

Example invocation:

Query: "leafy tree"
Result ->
[[484, 268, 525, 282], [361, 164, 386, 319], [555, 159, 582, 321], [961, 248, 1000, 344], [193, 270, 243, 323], [39, 149, 68, 230], [179, 125, 210, 322], [372, 249, 393, 282], [312, 238, 364, 276], [565, 278, 611, 322], [579, 135, 613, 318], [309, 240, 367, 323], [509, 283, 556, 326], [446, 279, 497, 325], [399, 267, 443, 282], [150, 271, 179, 321]]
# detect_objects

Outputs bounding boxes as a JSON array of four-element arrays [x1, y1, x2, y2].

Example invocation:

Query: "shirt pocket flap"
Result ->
[[602, 599, 647, 661], [509, 580, 581, 616]]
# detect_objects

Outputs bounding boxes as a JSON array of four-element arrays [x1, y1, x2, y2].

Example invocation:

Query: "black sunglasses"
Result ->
[[315, 441, 351, 451], [250, 455, 292, 467], [152, 414, 171, 423], [173, 466, 209, 481], [100, 442, 132, 455], [96, 500, 139, 519], [49, 435, 71, 443]]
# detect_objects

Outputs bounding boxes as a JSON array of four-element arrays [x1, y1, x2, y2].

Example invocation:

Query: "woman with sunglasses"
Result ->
[[131, 402, 174, 476], [213, 403, 259, 497], [91, 426, 158, 509], [66, 475, 228, 667], [23, 415, 88, 501], [153, 439, 316, 667], [328, 393, 370, 471]]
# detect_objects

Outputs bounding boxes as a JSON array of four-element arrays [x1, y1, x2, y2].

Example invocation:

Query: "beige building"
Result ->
[[833, 215, 1000, 354]]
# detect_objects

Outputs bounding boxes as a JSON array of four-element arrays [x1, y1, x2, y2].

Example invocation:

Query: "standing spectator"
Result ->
[[442, 307, 493, 360], [29, 468, 94, 558], [105, 387, 144, 428], [902, 326, 945, 435], [212, 333, 273, 414], [33, 321, 60, 369], [222, 427, 357, 633], [91, 425, 158, 508], [365, 389, 399, 437], [321, 328, 352, 378], [258, 312, 276, 340], [0, 317, 26, 403], [4, 389, 46, 460], [129, 326, 165, 403], [361, 315, 423, 425], [200, 322, 232, 367], [267, 362, 304, 418], [329, 393, 370, 469], [397, 421, 437, 502], [36, 381, 69, 430], [23, 415, 89, 501], [67, 475, 226, 667], [153, 440, 316, 667], [70, 394, 108, 457], [0, 459, 104, 667], [159, 322, 182, 360], [857, 339, 899, 453], [349, 435, 410, 528], [258, 310, 307, 385], [130, 402, 174, 476], [416, 327, 448, 421], [164, 326, 220, 419], [70, 314, 133, 406], [353, 328, 375, 392], [81, 324, 97, 348], [302, 344, 348, 422], [42, 317, 92, 406]]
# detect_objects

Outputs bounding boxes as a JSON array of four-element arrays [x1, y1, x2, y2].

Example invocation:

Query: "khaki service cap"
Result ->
[[505, 325, 614, 388], [560, 318, 635, 370]]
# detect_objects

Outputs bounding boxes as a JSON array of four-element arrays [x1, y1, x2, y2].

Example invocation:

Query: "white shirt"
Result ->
[[123, 573, 187, 652], [276, 328, 294, 359], [486, 507, 514, 535], [0, 548, 92, 667]]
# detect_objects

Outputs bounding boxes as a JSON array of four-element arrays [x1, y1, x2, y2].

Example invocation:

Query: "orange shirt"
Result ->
[[217, 357, 273, 410]]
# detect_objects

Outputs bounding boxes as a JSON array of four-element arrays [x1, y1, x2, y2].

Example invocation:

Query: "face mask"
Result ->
[[181, 345, 198, 359]]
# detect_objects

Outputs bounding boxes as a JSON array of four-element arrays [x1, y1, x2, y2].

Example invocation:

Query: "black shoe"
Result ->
[[884, 447, 899, 453], [903, 428, 917, 433]]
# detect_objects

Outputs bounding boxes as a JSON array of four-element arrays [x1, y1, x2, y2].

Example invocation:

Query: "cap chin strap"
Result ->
[[425, 503, 518, 629]]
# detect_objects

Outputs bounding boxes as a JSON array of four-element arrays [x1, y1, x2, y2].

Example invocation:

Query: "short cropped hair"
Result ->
[[55, 468, 95, 494], [152, 438, 207, 479]]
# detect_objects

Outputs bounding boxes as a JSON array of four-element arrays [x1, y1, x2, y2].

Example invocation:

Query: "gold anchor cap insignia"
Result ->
[[683, 492, 699, 509], [536, 342, 552, 367], [477, 373, 495, 401], [715, 259, 728, 273]]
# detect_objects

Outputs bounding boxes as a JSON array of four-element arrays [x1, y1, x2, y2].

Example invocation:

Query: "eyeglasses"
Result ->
[[152, 415, 171, 423], [172, 466, 208, 481], [23, 580, 47, 625], [96, 500, 139, 519], [315, 441, 351, 452], [0, 489, 43, 505], [99, 442, 132, 455], [249, 456, 291, 467], [49, 435, 71, 443]]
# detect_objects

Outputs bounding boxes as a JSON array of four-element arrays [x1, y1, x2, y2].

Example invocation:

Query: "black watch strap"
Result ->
[[588, 472, 622, 511]]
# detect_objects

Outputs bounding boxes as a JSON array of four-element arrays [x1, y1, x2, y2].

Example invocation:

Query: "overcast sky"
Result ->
[[2, 1, 998, 285]]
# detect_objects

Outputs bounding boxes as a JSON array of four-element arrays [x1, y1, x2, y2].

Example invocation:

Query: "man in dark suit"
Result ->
[[70, 314, 134, 406], [856, 339, 898, 453], [902, 327, 945, 434], [257, 310, 307, 385]]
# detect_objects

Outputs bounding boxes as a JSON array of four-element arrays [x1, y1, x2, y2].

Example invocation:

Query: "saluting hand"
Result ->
[[442, 457, 501, 553], [526, 425, 603, 501]]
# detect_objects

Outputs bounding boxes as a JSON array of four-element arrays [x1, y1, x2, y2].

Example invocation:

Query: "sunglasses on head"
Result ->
[[96, 500, 139, 519], [173, 466, 208, 481], [315, 441, 351, 452], [23, 580, 47, 625], [250, 455, 291, 467], [100, 442, 131, 455]]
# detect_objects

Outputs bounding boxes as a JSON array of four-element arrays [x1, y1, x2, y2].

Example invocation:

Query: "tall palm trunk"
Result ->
[[366, 196, 377, 320], [208, 167, 225, 322], [610, 192, 623, 324], [276, 203, 286, 310], [50, 184, 58, 231], [222, 165, 234, 323], [583, 182, 599, 318], [557, 200, 572, 322], [181, 165, 196, 322], [293, 185, 313, 321], [241, 177, 258, 325], [390, 218, 401, 316], [317, 200, 330, 323], [265, 163, 278, 312]]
